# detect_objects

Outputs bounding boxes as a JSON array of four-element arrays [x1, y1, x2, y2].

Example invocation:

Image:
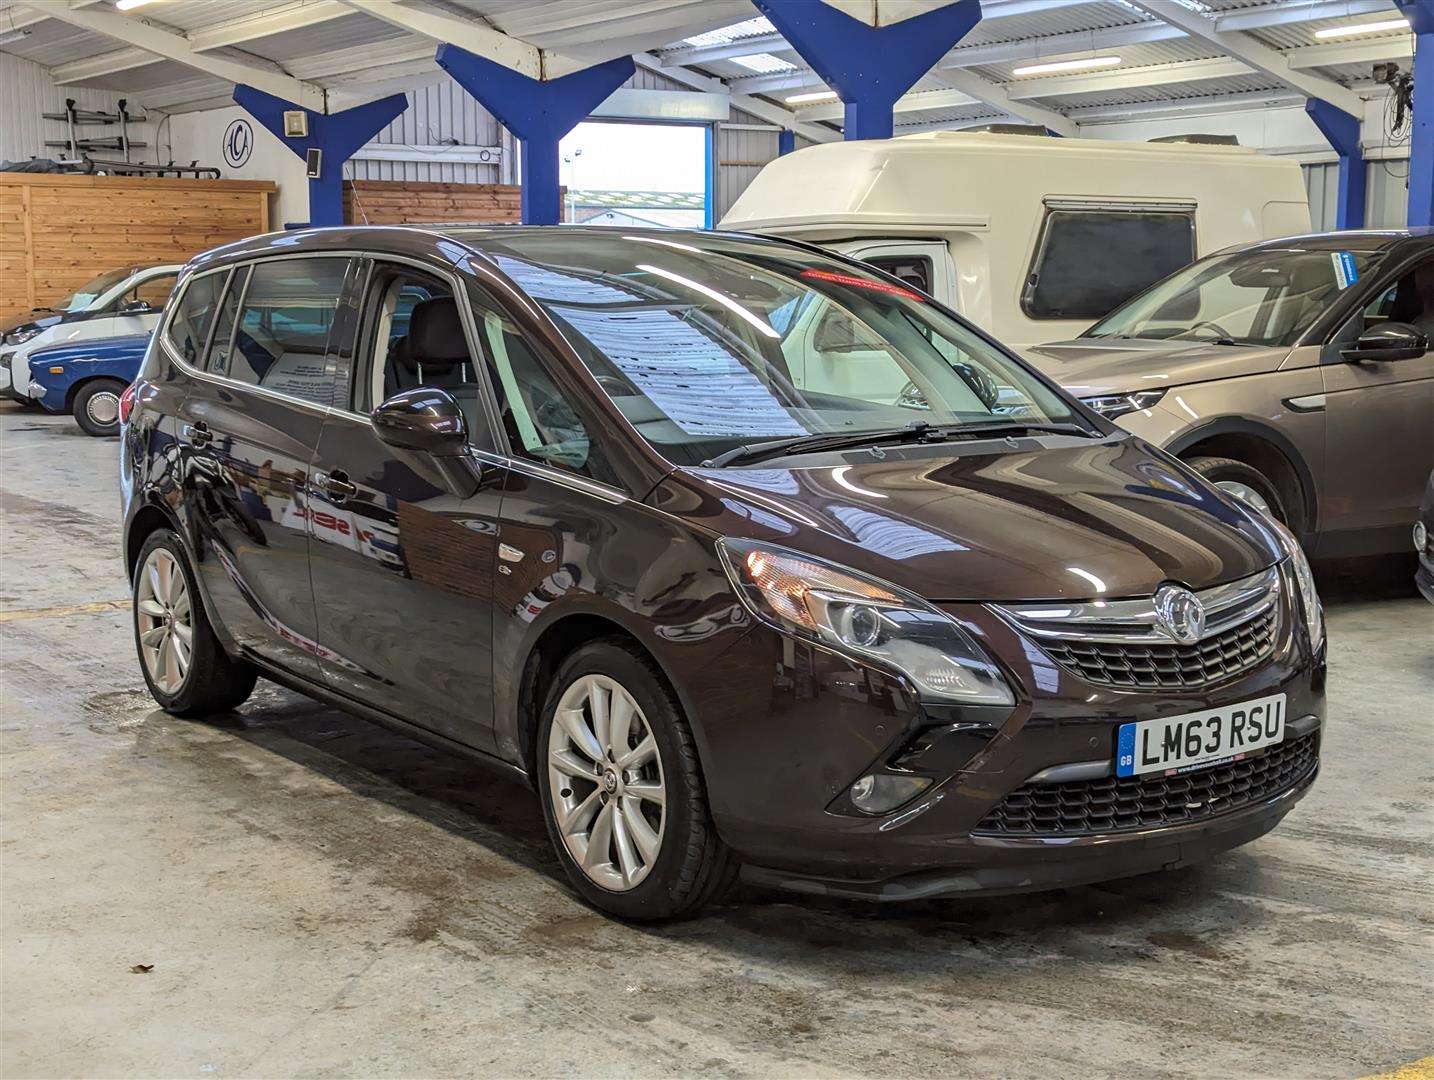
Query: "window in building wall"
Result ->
[[559, 120, 708, 228]]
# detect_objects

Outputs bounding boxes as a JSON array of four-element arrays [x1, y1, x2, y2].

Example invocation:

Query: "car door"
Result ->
[[1319, 253, 1434, 544], [176, 254, 353, 680], [306, 257, 506, 752]]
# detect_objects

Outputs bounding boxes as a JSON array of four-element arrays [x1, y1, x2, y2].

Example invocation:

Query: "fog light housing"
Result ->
[[849, 773, 932, 815]]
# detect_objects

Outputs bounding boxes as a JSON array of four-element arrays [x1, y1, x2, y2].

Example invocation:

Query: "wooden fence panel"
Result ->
[[344, 180, 524, 225], [0, 174, 274, 322]]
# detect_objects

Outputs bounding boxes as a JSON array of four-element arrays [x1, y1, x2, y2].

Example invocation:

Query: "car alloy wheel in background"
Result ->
[[135, 547, 193, 696]]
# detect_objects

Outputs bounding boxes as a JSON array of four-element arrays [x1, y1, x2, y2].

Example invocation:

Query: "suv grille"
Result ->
[[1040, 607, 1277, 690], [973, 731, 1318, 837]]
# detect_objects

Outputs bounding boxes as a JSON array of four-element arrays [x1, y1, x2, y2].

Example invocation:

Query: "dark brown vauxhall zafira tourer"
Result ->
[[119, 226, 1327, 920]]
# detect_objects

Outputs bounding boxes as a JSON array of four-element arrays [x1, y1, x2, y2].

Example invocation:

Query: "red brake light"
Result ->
[[799, 267, 925, 302], [118, 382, 137, 425]]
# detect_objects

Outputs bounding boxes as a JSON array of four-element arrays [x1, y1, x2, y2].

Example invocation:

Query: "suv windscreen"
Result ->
[[459, 232, 1078, 467], [1086, 246, 1388, 347], [55, 267, 134, 312]]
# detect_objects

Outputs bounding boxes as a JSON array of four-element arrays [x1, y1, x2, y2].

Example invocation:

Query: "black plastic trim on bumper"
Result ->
[[740, 763, 1317, 902]]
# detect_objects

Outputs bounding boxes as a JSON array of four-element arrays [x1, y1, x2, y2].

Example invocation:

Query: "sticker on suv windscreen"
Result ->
[[1331, 251, 1359, 289]]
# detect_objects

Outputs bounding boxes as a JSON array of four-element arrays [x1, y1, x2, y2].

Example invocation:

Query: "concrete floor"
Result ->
[[2, 401, 1431, 1078]]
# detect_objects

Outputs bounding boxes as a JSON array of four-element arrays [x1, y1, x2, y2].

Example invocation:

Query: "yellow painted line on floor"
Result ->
[[0, 599, 128, 623], [1363, 1056, 1434, 1080]]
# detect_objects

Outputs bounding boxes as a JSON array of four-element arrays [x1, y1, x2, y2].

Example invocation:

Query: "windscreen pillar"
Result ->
[[1396, 0, 1434, 226], [436, 46, 634, 225], [233, 86, 408, 228], [1305, 98, 1365, 229], [752, 0, 982, 141]]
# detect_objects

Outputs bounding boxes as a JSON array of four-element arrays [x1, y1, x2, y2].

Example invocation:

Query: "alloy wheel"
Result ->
[[547, 673, 666, 891], [136, 548, 193, 695]]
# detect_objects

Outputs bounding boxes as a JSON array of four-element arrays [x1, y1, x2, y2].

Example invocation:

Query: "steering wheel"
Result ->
[[1188, 319, 1236, 341]]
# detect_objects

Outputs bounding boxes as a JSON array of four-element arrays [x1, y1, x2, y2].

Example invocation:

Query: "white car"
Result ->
[[1, 264, 180, 403]]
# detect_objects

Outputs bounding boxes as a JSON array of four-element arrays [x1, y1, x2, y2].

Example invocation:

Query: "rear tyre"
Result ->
[[1186, 455, 1287, 523], [73, 378, 128, 437], [536, 640, 736, 921], [133, 529, 257, 717]]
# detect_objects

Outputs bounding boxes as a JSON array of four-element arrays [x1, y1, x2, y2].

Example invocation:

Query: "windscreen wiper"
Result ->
[[700, 420, 1095, 468], [700, 422, 940, 468]]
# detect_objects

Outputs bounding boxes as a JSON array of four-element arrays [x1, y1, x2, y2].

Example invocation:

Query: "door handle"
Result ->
[[184, 421, 212, 447], [314, 468, 357, 502]]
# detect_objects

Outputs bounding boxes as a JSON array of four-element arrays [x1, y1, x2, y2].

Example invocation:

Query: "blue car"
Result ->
[[26, 332, 150, 437]]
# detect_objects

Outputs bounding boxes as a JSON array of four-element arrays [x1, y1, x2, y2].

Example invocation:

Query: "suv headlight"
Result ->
[[717, 538, 1014, 706], [1262, 517, 1324, 653], [1081, 388, 1166, 420], [5, 328, 40, 346]]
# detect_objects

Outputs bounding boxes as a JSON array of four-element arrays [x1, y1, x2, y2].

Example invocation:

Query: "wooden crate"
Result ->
[[344, 180, 524, 226], [0, 173, 274, 323]]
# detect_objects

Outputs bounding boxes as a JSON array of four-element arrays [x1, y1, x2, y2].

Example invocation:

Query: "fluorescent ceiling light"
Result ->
[[1314, 17, 1410, 39], [1013, 55, 1123, 77], [115, 0, 159, 9], [730, 52, 796, 74], [786, 90, 838, 104], [0, 28, 31, 45]]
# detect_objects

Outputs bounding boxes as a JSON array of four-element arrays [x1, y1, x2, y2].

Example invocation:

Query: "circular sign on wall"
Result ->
[[223, 118, 253, 169]]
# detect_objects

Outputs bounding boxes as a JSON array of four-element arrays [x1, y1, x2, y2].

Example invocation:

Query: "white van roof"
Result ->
[[719, 131, 1304, 236]]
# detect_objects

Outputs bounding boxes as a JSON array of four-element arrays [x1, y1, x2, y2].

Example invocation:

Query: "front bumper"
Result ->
[[697, 585, 1325, 898]]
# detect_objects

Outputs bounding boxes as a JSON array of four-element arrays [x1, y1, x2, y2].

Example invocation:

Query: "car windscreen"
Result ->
[[1085, 246, 1387, 347], [459, 232, 1079, 467], [56, 267, 135, 312]]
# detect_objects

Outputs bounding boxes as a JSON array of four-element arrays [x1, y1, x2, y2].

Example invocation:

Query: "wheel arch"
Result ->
[[64, 373, 128, 413], [1167, 416, 1318, 540], [125, 501, 182, 581], [512, 605, 698, 787]]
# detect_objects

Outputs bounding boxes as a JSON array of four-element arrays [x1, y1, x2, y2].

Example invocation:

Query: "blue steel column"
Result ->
[[777, 129, 795, 156], [233, 86, 408, 228], [1305, 99, 1366, 229], [1396, 0, 1434, 227], [752, 0, 981, 141], [435, 46, 634, 225]]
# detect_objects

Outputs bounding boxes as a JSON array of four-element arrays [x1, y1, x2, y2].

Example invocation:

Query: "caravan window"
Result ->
[[1023, 208, 1195, 320]]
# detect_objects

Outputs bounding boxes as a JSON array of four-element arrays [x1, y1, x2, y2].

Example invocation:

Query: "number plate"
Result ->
[[1116, 693, 1286, 778]]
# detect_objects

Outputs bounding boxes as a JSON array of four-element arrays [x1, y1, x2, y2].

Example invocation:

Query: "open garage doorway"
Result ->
[[559, 121, 710, 228]]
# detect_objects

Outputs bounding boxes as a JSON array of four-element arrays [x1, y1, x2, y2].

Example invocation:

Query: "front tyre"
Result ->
[[133, 529, 257, 717], [1186, 455, 1287, 524], [537, 641, 736, 921], [73, 378, 128, 437]]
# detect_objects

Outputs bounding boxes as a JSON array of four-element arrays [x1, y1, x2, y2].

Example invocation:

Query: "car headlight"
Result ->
[[5, 328, 40, 346], [1261, 517, 1324, 653], [1081, 388, 1167, 420], [717, 538, 1014, 705]]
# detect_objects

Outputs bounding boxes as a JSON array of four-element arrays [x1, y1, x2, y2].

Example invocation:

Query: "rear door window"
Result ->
[[165, 271, 228, 366], [211, 257, 350, 407], [1023, 208, 1195, 319]]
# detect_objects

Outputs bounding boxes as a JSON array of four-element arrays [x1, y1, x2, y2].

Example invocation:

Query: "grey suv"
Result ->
[[1026, 230, 1433, 557]]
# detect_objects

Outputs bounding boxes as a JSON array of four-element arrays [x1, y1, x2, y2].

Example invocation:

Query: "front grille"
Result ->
[[974, 730, 1318, 837], [1039, 607, 1278, 690]]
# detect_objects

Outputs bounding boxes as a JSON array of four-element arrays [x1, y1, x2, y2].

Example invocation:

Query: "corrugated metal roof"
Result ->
[[0, 0, 1406, 137]]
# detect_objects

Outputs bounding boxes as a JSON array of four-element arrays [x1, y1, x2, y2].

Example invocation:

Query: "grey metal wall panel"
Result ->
[[347, 81, 503, 185], [1303, 159, 1410, 231]]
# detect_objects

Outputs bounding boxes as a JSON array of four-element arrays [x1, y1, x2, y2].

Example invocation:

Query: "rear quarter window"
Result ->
[[1023, 209, 1195, 320]]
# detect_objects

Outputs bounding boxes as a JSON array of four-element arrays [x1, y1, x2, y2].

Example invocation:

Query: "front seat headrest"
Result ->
[[405, 297, 470, 368]]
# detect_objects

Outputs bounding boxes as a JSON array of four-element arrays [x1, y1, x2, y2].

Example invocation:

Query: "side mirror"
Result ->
[[1340, 321, 1428, 363], [370, 387, 468, 456], [120, 299, 153, 314]]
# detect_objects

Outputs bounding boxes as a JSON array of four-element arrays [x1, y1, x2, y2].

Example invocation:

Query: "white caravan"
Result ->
[[720, 131, 1311, 347]]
